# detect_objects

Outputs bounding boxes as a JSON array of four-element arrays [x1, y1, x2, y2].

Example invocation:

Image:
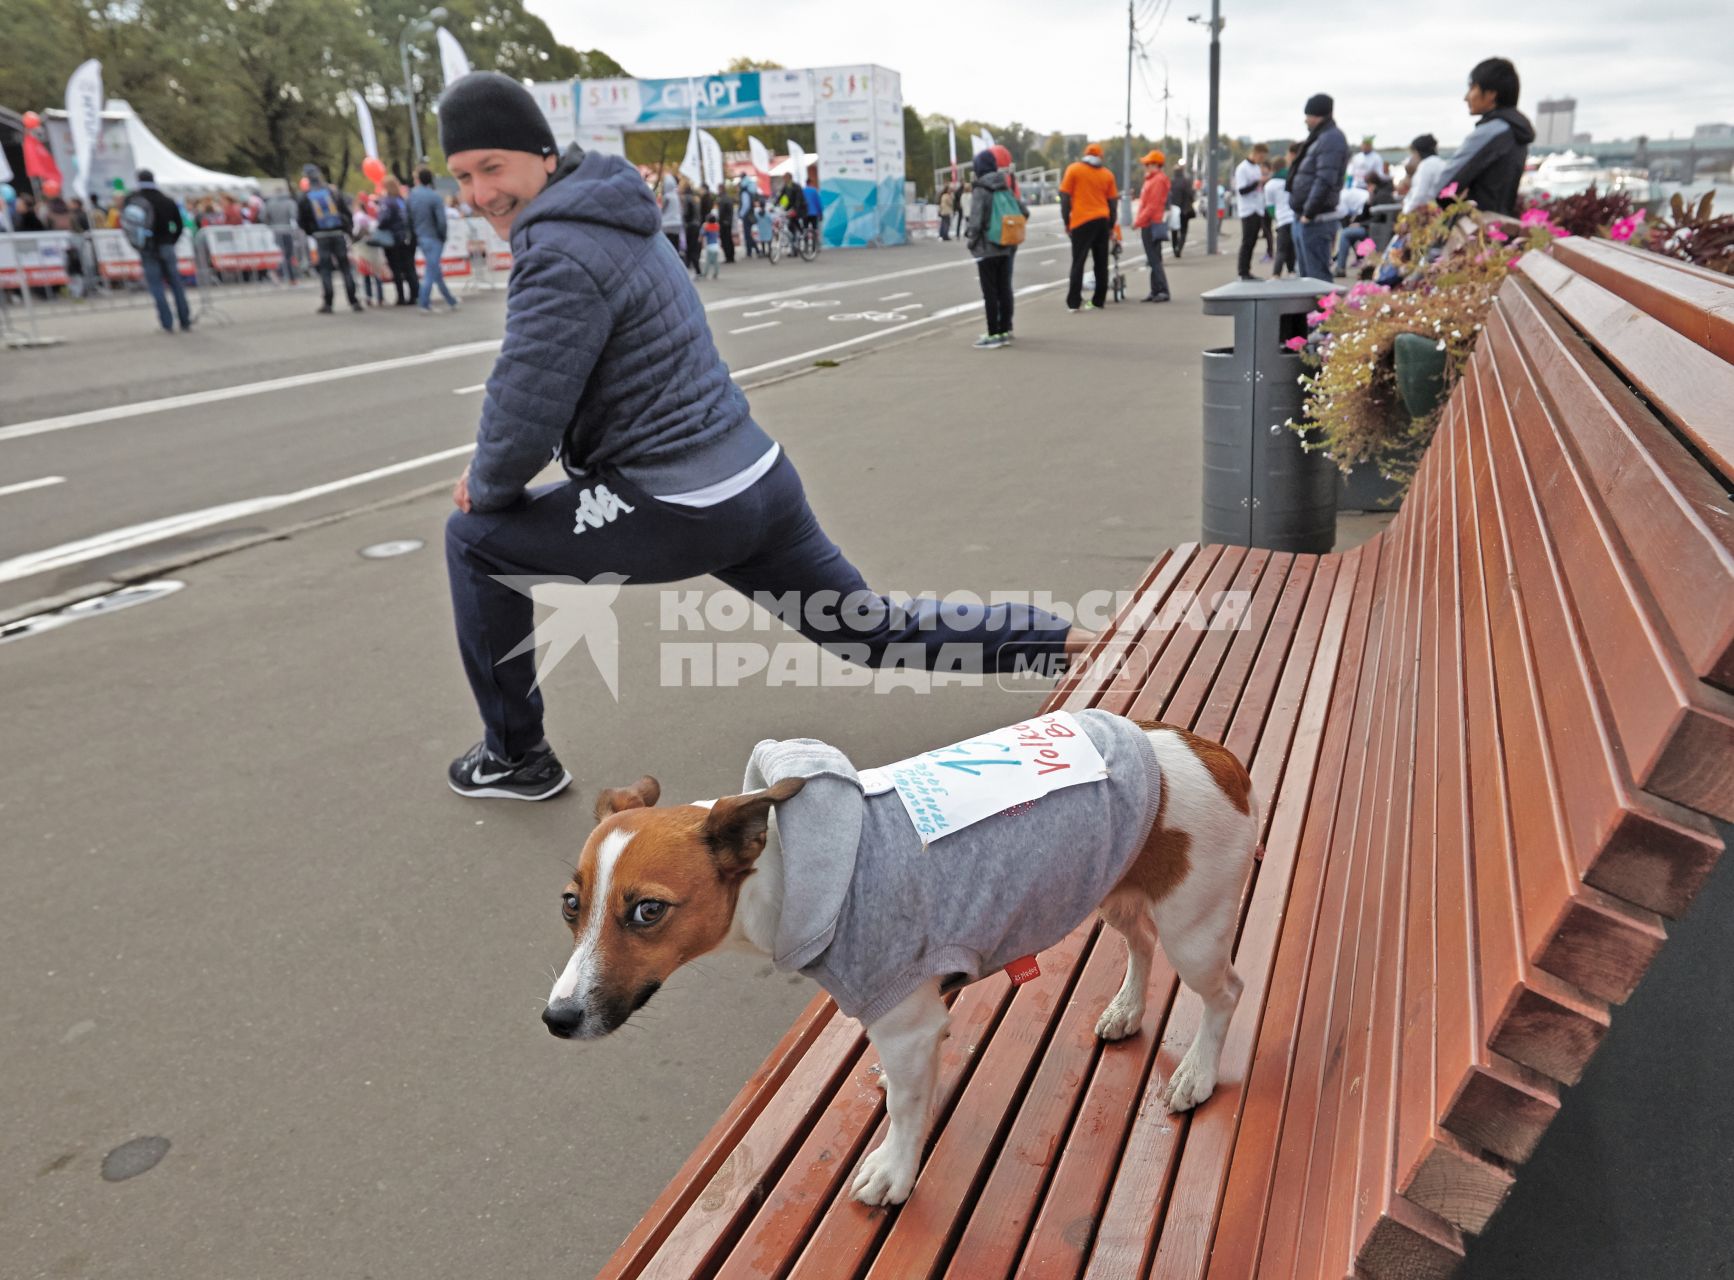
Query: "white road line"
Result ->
[[0, 445, 476, 586], [730, 278, 1068, 381], [879, 291, 914, 301], [0, 341, 504, 444], [1041, 259, 1057, 265], [453, 383, 486, 395], [0, 475, 67, 497], [891, 303, 924, 313], [703, 256, 982, 313], [728, 321, 781, 335]]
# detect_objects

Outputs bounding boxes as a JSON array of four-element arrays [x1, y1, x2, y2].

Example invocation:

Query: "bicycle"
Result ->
[[779, 208, 820, 262]]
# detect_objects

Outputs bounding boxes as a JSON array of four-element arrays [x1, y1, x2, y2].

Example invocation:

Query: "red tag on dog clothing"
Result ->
[[1005, 955, 1041, 985]]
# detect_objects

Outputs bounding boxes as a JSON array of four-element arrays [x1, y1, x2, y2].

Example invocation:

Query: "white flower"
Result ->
[[1436, 339, 1447, 350]]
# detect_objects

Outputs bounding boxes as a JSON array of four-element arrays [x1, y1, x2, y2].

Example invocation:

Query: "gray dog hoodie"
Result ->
[[743, 710, 1163, 1025]]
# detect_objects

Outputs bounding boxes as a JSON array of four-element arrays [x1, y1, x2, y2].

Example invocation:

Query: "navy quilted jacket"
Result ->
[[468, 147, 774, 512]]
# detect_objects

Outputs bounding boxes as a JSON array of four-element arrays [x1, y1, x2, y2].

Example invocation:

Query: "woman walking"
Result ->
[[352, 193, 387, 307]]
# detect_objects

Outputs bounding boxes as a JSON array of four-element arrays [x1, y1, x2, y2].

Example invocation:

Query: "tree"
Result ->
[[724, 57, 785, 72]]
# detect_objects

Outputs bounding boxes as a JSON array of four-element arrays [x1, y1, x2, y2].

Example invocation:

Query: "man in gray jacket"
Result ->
[[1287, 93, 1349, 280], [437, 73, 1085, 801], [409, 167, 459, 311], [964, 150, 1027, 348]]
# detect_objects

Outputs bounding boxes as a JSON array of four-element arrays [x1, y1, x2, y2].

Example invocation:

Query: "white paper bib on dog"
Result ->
[[858, 711, 1109, 844]]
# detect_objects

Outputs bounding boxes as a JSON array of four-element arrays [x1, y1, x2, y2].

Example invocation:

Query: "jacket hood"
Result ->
[[516, 145, 660, 241], [1484, 106, 1535, 145], [1082, 154, 1104, 167], [975, 169, 1009, 192]]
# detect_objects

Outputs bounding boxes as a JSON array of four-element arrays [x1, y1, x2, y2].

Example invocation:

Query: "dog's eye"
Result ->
[[631, 900, 668, 927], [561, 893, 580, 920]]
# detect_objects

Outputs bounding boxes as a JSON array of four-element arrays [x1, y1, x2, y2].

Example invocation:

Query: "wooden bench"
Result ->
[[597, 242, 1734, 1280]]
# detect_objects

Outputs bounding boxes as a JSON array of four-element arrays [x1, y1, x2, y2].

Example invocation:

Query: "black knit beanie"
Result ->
[[1304, 93, 1334, 118], [438, 71, 558, 159]]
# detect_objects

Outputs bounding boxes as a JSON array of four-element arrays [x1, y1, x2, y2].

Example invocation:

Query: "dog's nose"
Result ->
[[542, 1002, 585, 1039]]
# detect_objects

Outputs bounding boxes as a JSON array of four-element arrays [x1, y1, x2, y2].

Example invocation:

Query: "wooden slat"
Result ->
[[1222, 540, 1394, 1278], [1149, 555, 1352, 1280], [1165, 548, 1281, 729], [1393, 420, 1519, 1234], [783, 977, 1017, 1280], [1346, 447, 1460, 1276], [597, 996, 836, 1280], [1205, 542, 1381, 1280], [1197, 553, 1313, 747], [1093, 547, 1228, 713], [1305, 449, 1433, 1278], [1446, 381, 1563, 1164], [1486, 300, 1734, 826], [1050, 546, 1194, 711], [1218, 556, 1321, 763], [1465, 342, 1669, 1007], [639, 1011, 869, 1278], [941, 928, 1153, 1279], [1546, 234, 1734, 367], [1122, 547, 1251, 721], [1510, 262, 1734, 686]]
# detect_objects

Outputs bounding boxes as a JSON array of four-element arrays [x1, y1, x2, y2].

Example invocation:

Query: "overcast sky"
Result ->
[[530, 0, 1734, 150]]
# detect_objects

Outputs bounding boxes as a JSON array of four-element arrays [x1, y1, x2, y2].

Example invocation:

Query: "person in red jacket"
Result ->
[[1132, 150, 1172, 303]]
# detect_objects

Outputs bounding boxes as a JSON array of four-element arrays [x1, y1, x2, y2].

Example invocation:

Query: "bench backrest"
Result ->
[[1327, 239, 1734, 1275]]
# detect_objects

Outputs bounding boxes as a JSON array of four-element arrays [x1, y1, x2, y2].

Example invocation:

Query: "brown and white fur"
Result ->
[[542, 718, 1259, 1207]]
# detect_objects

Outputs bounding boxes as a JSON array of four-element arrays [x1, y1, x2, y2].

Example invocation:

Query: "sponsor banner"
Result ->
[[0, 231, 74, 286], [529, 80, 578, 153]]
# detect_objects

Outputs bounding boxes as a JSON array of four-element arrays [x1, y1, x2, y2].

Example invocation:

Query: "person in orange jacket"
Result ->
[[1132, 149, 1172, 303], [1059, 142, 1119, 312]]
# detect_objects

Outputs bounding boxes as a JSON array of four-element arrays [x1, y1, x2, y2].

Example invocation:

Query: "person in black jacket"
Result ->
[[1287, 93, 1349, 280], [1437, 57, 1535, 217], [124, 170, 194, 332], [296, 164, 363, 313]]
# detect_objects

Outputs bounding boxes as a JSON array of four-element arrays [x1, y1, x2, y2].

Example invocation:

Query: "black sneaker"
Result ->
[[447, 741, 572, 801]]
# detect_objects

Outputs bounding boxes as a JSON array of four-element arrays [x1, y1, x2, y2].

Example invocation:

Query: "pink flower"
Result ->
[[1354, 237, 1375, 258], [1608, 211, 1647, 241], [1306, 310, 1327, 325], [1316, 292, 1340, 313], [1551, 225, 1573, 238], [1509, 253, 1524, 268], [1520, 207, 1550, 227], [1486, 223, 1509, 242], [1283, 335, 1308, 351], [1440, 183, 1459, 200]]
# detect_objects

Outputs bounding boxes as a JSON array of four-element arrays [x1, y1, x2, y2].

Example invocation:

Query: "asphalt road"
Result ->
[[0, 208, 1112, 616], [0, 218, 1273, 1279]]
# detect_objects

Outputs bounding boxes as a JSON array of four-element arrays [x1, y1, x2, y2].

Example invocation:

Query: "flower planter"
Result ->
[[1337, 332, 1450, 511]]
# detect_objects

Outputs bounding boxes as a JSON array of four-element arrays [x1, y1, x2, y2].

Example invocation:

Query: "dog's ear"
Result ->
[[593, 776, 662, 822], [703, 777, 806, 878]]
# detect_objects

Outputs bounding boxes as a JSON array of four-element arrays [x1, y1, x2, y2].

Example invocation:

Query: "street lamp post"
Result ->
[[399, 6, 448, 166], [1188, 5, 1224, 255]]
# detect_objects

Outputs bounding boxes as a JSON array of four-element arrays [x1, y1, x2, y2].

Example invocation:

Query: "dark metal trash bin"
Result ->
[[1200, 278, 1339, 554], [1368, 202, 1403, 251]]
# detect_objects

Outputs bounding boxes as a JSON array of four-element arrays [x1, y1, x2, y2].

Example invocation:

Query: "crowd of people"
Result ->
[[650, 166, 825, 279], [1217, 56, 1533, 283]]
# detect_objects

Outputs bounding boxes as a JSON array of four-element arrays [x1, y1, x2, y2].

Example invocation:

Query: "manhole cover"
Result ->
[[359, 539, 425, 560], [0, 581, 185, 645]]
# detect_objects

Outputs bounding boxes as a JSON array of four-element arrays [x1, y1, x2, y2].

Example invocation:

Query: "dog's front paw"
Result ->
[[1160, 1054, 1218, 1113], [1094, 996, 1144, 1042], [851, 1144, 917, 1207]]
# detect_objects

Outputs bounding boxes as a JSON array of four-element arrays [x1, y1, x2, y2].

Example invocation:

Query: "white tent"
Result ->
[[45, 99, 260, 199]]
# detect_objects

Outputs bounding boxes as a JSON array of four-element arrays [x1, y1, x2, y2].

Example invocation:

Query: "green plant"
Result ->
[[1522, 184, 1637, 239], [1286, 197, 1560, 488]]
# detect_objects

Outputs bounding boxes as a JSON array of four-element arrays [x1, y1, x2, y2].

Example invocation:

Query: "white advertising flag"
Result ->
[[65, 59, 103, 194], [0, 145, 12, 185], [348, 91, 379, 161], [436, 28, 472, 88], [748, 135, 771, 177], [981, 127, 996, 148], [786, 140, 806, 181], [697, 129, 724, 190], [947, 121, 956, 167]]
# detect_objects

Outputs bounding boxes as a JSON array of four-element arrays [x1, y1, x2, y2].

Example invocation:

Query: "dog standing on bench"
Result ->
[[542, 709, 1259, 1206]]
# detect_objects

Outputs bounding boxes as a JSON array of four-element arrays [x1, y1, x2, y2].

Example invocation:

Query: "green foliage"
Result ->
[[0, 0, 619, 185]]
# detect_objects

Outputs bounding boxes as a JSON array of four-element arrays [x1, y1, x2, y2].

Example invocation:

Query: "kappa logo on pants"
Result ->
[[573, 485, 636, 535]]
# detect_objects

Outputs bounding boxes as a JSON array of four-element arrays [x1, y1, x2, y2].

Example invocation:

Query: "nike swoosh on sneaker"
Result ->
[[471, 766, 514, 785]]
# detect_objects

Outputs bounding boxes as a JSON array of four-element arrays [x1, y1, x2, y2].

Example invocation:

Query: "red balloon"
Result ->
[[362, 156, 386, 185], [22, 110, 41, 130], [41, 177, 61, 198], [298, 176, 311, 191]]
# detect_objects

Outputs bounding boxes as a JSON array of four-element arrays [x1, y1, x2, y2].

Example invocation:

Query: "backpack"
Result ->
[[306, 186, 344, 233], [121, 197, 155, 250], [988, 188, 1027, 246]]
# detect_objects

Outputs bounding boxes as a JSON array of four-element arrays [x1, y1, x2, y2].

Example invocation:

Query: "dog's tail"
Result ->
[[1250, 785, 1265, 863]]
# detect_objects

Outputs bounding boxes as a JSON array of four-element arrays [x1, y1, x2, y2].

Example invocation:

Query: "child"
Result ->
[[701, 214, 723, 280]]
